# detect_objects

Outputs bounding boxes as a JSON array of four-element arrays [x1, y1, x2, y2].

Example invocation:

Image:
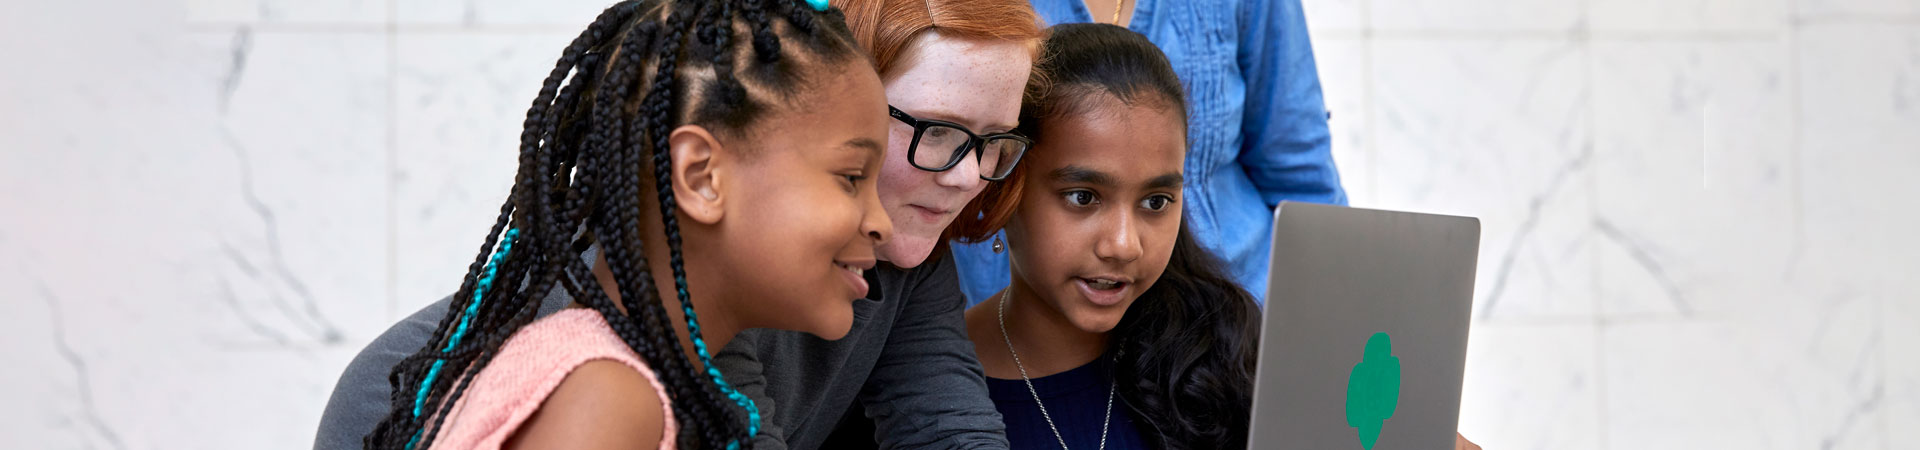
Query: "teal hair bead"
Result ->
[[670, 273, 762, 444], [804, 0, 828, 12], [404, 228, 520, 450]]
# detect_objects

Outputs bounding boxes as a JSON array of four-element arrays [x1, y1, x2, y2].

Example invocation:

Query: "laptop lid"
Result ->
[[1247, 202, 1480, 449]]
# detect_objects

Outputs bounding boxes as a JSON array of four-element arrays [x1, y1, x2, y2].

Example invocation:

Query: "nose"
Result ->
[[1093, 210, 1143, 263], [932, 144, 985, 192], [859, 182, 894, 245]]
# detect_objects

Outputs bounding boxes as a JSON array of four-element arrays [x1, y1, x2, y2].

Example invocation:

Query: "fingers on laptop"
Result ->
[[1455, 433, 1482, 450]]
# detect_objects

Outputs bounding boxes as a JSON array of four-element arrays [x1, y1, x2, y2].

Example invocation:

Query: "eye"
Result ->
[[840, 172, 867, 191], [1140, 194, 1175, 211], [1063, 190, 1099, 207]]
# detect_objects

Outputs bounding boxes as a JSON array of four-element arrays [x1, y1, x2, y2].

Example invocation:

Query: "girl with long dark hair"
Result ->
[[967, 23, 1482, 450], [962, 23, 1260, 450]]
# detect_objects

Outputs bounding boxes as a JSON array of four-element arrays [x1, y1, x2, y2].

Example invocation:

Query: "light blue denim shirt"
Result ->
[[953, 0, 1347, 305]]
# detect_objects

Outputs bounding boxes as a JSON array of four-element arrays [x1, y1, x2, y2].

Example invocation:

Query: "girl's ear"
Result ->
[[666, 124, 726, 225]]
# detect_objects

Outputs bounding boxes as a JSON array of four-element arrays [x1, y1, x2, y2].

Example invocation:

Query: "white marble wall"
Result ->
[[1310, 0, 1920, 448], [0, 0, 1912, 448]]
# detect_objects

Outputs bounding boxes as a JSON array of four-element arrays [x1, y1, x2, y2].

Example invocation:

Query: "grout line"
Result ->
[[1311, 29, 1582, 40], [1360, 0, 1377, 210], [1450, 312, 1737, 327], [1577, 0, 1611, 445], [1837, 20, 1894, 448], [1878, 284, 1888, 449], [183, 22, 586, 33], [1791, 13, 1920, 25], [385, 0, 400, 322], [1586, 30, 1792, 41], [1306, 19, 1920, 41], [1784, 11, 1839, 448], [178, 12, 1920, 35], [1311, 28, 1792, 41], [1782, 10, 1828, 450], [1466, 314, 1717, 327]]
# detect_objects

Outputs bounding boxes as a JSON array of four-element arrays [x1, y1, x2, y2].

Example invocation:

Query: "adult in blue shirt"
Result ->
[[953, 0, 1347, 305]]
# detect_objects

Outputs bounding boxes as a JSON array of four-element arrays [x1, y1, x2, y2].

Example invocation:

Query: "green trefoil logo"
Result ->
[[1345, 332, 1401, 450]]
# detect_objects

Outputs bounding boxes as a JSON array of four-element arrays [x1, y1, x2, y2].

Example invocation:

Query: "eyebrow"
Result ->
[[914, 107, 1017, 133], [1145, 173, 1184, 190], [1051, 166, 1185, 190], [1050, 165, 1115, 186], [842, 137, 883, 157]]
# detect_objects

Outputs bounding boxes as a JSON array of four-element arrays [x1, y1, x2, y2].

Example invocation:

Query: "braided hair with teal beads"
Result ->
[[364, 0, 861, 448]]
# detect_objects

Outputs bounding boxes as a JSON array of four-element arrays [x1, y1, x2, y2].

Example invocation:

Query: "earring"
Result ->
[[992, 235, 1005, 253]]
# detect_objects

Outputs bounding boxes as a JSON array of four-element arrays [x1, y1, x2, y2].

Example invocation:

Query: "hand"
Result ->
[[1455, 432, 1481, 450]]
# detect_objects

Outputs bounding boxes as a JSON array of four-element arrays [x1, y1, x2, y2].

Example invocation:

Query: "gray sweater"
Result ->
[[312, 253, 1007, 450]]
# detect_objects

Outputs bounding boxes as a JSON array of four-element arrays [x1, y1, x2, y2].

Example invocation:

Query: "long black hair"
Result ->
[[1020, 23, 1261, 450], [364, 1, 865, 449]]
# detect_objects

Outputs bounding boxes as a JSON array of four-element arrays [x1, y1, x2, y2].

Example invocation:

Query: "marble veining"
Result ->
[[38, 283, 128, 450], [1, 0, 1915, 448]]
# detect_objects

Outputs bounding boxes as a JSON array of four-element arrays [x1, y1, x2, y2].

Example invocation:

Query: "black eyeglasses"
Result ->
[[889, 105, 1031, 181]]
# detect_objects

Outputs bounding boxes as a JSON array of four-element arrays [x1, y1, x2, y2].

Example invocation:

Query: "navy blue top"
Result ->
[[987, 358, 1150, 450]]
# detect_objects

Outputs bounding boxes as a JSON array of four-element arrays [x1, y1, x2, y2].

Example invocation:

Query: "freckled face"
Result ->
[[873, 33, 1032, 268]]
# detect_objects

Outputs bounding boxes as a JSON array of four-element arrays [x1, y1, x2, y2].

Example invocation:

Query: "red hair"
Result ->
[[832, 0, 1045, 244]]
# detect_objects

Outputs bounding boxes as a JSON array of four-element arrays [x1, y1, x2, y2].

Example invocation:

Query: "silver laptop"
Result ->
[[1247, 202, 1480, 449]]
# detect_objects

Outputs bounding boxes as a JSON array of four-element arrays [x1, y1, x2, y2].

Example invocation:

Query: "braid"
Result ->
[[364, 4, 633, 447], [620, 8, 739, 445], [672, 2, 768, 446], [412, 345, 495, 450], [368, 1, 867, 448], [779, 0, 817, 35], [706, 0, 746, 117], [742, 0, 781, 62], [368, 201, 510, 445]]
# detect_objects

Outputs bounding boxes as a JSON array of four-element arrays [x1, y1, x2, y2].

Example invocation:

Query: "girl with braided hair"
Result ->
[[322, 1, 1046, 449], [358, 0, 893, 448]]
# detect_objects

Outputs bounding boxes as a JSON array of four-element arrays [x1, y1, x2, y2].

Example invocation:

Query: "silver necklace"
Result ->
[[997, 290, 1116, 450]]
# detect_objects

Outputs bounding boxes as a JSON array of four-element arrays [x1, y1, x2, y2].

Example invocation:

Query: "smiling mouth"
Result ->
[[835, 262, 866, 278], [835, 260, 872, 299]]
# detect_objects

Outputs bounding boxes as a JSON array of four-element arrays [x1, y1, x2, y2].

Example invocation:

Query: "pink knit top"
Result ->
[[427, 308, 678, 449]]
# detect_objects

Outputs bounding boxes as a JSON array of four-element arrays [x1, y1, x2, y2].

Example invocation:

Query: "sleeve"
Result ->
[[1235, 0, 1349, 207], [858, 254, 1010, 449], [709, 331, 791, 450], [313, 297, 451, 450]]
